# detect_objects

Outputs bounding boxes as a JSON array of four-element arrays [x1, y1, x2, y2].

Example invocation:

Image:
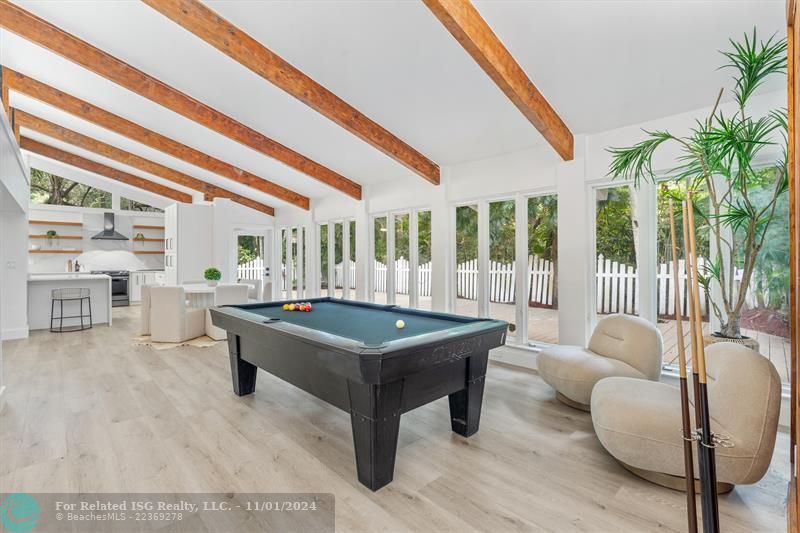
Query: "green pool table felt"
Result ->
[[235, 300, 476, 345]]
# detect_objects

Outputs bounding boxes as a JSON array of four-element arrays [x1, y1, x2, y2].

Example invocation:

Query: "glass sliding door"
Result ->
[[455, 205, 479, 317], [527, 194, 559, 344], [394, 213, 410, 307], [373, 216, 388, 303], [489, 200, 516, 340], [417, 210, 432, 310], [595, 185, 639, 318]]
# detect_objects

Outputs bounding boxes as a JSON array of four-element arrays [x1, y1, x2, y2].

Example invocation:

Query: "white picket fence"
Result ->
[[375, 254, 708, 316], [334, 260, 357, 289], [237, 257, 264, 280], [251, 253, 710, 317], [373, 258, 432, 296]]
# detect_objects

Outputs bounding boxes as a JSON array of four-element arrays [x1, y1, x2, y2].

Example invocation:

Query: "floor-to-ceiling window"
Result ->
[[349, 220, 357, 297], [527, 194, 559, 344], [489, 199, 516, 340], [333, 222, 343, 298], [455, 204, 479, 317], [655, 181, 709, 370], [291, 227, 298, 300], [320, 224, 329, 296], [729, 166, 790, 387], [394, 213, 410, 307], [281, 228, 289, 299], [373, 216, 388, 304], [417, 210, 432, 310], [595, 185, 639, 318]]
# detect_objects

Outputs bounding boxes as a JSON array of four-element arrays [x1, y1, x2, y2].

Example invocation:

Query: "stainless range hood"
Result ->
[[91, 212, 128, 241]]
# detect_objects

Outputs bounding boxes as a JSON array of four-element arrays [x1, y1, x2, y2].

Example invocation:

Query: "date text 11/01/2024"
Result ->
[[54, 500, 320, 512]]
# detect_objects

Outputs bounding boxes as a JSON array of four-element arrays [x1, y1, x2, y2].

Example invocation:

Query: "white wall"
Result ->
[[0, 106, 30, 350]]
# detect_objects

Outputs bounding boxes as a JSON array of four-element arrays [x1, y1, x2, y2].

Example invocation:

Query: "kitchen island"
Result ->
[[28, 274, 112, 330]]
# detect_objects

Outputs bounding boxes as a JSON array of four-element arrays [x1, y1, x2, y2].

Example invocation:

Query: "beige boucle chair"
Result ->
[[591, 342, 781, 490], [537, 314, 662, 410], [150, 286, 205, 343]]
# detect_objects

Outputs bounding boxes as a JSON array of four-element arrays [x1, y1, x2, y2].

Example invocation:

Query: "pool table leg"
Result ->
[[228, 334, 257, 396], [347, 380, 403, 491], [448, 351, 489, 437]]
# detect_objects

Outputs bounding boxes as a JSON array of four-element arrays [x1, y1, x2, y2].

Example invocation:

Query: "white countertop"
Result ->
[[29, 274, 111, 282]]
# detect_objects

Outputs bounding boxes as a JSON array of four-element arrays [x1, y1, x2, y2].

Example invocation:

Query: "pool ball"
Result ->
[[283, 304, 290, 311], [395, 319, 405, 329]]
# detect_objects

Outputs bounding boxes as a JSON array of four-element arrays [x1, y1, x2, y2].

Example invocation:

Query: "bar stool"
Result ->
[[50, 287, 93, 332]]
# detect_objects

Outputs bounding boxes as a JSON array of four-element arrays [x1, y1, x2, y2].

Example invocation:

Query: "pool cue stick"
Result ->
[[681, 201, 702, 427], [669, 199, 698, 533], [686, 193, 720, 533]]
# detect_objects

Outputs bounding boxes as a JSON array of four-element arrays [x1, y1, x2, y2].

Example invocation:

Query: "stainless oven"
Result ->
[[92, 270, 130, 307]]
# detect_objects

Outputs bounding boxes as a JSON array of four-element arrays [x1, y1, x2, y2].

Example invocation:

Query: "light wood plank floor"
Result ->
[[0, 306, 789, 532]]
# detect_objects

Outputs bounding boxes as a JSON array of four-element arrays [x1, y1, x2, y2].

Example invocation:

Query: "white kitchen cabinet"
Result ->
[[130, 271, 166, 303], [164, 203, 212, 285]]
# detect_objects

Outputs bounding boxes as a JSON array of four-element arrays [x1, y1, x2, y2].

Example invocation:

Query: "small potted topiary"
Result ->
[[204, 267, 222, 287], [46, 229, 58, 248]]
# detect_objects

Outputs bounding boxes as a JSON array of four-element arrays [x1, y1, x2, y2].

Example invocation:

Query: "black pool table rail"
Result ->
[[213, 297, 507, 356]]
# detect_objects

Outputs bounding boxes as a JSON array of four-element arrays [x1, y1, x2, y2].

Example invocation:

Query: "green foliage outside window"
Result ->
[[30, 168, 111, 208]]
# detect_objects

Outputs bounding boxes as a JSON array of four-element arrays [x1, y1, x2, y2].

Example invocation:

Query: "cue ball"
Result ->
[[395, 320, 405, 329]]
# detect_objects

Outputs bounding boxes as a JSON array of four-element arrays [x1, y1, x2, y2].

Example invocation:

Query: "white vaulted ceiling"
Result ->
[[1, 0, 786, 212]]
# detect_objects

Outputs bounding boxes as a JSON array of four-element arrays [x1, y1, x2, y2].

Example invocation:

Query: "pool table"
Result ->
[[209, 298, 507, 491]]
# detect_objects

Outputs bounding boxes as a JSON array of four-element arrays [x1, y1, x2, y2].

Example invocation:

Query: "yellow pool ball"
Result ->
[[395, 319, 405, 329], [282, 304, 290, 311]]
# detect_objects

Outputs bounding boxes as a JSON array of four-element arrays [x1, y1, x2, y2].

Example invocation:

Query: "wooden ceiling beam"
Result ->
[[15, 109, 275, 216], [143, 0, 440, 185], [2, 68, 308, 210], [20, 137, 193, 203], [0, 0, 360, 198], [0, 65, 10, 120], [423, 0, 574, 161]]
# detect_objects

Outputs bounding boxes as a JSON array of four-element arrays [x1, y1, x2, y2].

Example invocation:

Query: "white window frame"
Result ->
[[316, 218, 355, 299], [369, 207, 431, 308], [586, 179, 656, 332]]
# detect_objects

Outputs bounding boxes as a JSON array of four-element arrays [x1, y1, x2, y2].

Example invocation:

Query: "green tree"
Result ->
[[30, 168, 111, 207]]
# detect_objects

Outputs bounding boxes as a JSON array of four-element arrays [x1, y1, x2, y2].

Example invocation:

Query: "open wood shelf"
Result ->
[[29, 219, 82, 226], [29, 250, 82, 254], [132, 224, 165, 230], [132, 238, 165, 243], [29, 235, 82, 240], [133, 251, 165, 255]]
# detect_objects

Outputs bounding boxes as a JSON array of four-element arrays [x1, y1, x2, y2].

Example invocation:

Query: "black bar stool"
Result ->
[[50, 287, 93, 332]]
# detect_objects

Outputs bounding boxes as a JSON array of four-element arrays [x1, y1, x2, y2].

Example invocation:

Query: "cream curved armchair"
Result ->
[[591, 342, 781, 490], [537, 314, 663, 410]]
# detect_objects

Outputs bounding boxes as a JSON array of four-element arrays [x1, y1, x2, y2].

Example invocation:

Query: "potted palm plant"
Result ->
[[607, 30, 788, 350]]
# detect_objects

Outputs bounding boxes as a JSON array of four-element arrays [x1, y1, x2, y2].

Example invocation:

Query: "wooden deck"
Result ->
[[657, 319, 791, 384]]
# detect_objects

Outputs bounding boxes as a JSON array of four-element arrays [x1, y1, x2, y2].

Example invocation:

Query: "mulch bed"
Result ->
[[739, 308, 790, 339]]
